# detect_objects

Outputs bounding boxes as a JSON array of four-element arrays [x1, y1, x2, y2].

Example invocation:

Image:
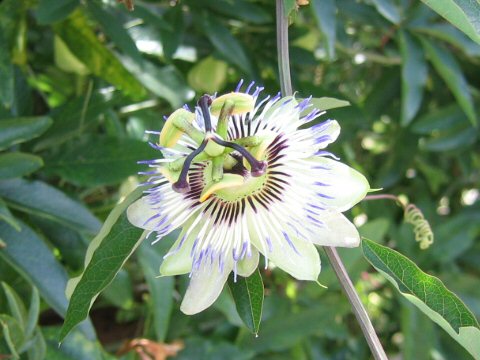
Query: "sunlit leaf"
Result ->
[[362, 238, 480, 358]]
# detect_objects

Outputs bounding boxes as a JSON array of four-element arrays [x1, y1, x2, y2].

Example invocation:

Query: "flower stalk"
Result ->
[[275, 1, 387, 359]]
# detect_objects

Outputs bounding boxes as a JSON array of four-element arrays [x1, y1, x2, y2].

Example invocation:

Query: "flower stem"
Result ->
[[275, 3, 387, 359], [324, 247, 388, 360], [276, 0, 293, 96]]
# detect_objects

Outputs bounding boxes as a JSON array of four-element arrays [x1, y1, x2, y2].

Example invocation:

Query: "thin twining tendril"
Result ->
[[363, 194, 434, 250]]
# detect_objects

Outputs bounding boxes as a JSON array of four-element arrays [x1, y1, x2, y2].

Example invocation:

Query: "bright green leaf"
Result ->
[[0, 152, 43, 179], [399, 31, 427, 125], [44, 135, 158, 186], [420, 0, 480, 44], [0, 179, 101, 234], [54, 9, 146, 99], [0, 116, 52, 150], [60, 189, 145, 342], [422, 39, 477, 126], [228, 269, 264, 335], [362, 238, 480, 358]]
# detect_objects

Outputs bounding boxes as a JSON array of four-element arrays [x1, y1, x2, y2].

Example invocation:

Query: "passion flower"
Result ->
[[127, 82, 370, 314]]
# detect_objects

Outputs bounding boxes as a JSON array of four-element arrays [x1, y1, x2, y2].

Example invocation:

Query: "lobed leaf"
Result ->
[[362, 238, 480, 358], [228, 269, 264, 335]]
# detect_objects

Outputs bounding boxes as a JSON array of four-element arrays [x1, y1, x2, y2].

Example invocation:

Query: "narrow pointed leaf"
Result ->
[[399, 31, 427, 125], [0, 116, 52, 150], [0, 179, 101, 234], [311, 0, 337, 59], [420, 0, 480, 44], [371, 0, 401, 24], [228, 269, 264, 335], [0, 152, 43, 179], [362, 238, 480, 358], [422, 39, 477, 126], [60, 189, 145, 342]]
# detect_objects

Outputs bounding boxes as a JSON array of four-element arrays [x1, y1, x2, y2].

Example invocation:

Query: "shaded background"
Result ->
[[0, 0, 479, 359]]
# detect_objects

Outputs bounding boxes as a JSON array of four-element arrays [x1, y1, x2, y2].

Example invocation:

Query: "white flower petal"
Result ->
[[311, 157, 370, 212], [310, 211, 360, 247], [247, 212, 320, 281], [127, 197, 159, 231], [236, 247, 260, 277], [180, 258, 233, 315]]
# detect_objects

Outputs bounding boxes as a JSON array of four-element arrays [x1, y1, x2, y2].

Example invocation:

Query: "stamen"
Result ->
[[172, 140, 208, 193], [197, 95, 213, 132], [212, 137, 267, 177]]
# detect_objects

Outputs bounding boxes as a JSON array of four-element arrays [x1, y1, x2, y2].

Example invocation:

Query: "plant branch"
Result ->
[[275, 3, 387, 359]]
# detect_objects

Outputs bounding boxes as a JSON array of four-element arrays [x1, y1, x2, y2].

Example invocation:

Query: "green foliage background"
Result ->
[[1, 0, 479, 359]]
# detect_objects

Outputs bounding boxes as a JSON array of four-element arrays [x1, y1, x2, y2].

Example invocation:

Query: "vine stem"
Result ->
[[275, 1, 387, 359]]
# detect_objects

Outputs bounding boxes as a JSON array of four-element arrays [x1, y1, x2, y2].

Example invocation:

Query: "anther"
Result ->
[[172, 140, 208, 193], [212, 137, 267, 177]]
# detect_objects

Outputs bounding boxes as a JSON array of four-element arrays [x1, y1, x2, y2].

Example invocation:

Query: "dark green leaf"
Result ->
[[420, 0, 480, 44], [201, 14, 254, 76], [25, 287, 40, 340], [0, 152, 43, 179], [228, 269, 264, 335], [0, 116, 52, 150], [0, 179, 101, 234], [54, 9, 146, 99], [371, 0, 401, 24], [44, 135, 158, 186], [202, 0, 272, 24], [138, 240, 174, 341], [0, 219, 96, 340], [0, 314, 23, 357], [401, 301, 436, 359], [422, 39, 477, 126], [35, 0, 79, 24], [60, 189, 145, 341], [0, 197, 20, 231], [0, 33, 14, 109], [311, 0, 337, 59], [1, 282, 27, 332], [362, 238, 480, 358], [399, 31, 427, 125]]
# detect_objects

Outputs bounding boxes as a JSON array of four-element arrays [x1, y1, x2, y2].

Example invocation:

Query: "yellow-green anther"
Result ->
[[160, 109, 195, 147], [223, 154, 237, 170], [172, 114, 204, 144], [216, 99, 235, 139], [212, 156, 224, 182], [204, 138, 225, 157], [210, 93, 255, 116]]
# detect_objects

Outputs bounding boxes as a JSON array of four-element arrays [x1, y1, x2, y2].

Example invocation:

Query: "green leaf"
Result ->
[[44, 135, 158, 186], [420, 0, 480, 44], [422, 39, 477, 126], [54, 9, 146, 99], [25, 287, 40, 340], [401, 301, 436, 360], [1, 282, 27, 332], [35, 0, 79, 24], [0, 197, 20, 231], [399, 31, 427, 125], [201, 14, 254, 76], [0, 219, 96, 340], [202, 0, 272, 25], [0, 152, 43, 179], [0, 116, 52, 150], [228, 269, 264, 335], [371, 0, 401, 24], [362, 238, 480, 358], [60, 189, 145, 342], [308, 97, 350, 111], [137, 240, 174, 341], [0, 179, 101, 234], [311, 0, 337, 59], [283, 0, 297, 18], [0, 33, 14, 109], [0, 314, 23, 357]]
